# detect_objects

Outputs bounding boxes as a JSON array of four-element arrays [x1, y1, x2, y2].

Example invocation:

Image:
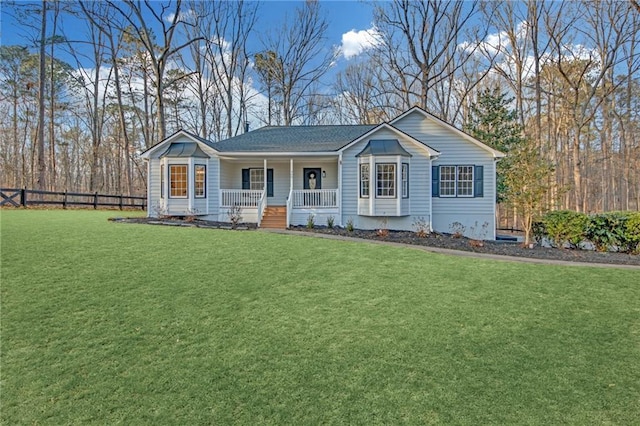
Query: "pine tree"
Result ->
[[465, 87, 524, 202]]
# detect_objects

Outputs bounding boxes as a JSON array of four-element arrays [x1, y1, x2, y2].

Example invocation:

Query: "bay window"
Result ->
[[169, 165, 188, 198], [376, 163, 396, 198]]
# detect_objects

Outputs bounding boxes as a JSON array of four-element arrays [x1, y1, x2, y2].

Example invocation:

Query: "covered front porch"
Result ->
[[217, 156, 340, 228]]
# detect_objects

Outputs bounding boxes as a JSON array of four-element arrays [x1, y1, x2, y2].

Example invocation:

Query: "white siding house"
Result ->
[[141, 107, 504, 239]]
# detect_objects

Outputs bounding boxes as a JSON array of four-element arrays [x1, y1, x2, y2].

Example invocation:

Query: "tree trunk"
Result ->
[[36, 0, 47, 191]]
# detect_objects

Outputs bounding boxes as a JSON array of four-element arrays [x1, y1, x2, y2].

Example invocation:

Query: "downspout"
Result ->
[[429, 157, 434, 233], [337, 153, 342, 226]]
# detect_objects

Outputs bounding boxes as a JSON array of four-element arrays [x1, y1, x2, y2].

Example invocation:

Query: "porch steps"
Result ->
[[260, 206, 287, 229]]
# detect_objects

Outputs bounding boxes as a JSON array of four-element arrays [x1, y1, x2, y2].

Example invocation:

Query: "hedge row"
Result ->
[[533, 210, 640, 254]]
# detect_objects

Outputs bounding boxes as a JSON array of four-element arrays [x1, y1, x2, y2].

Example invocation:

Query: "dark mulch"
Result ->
[[111, 217, 639, 266], [289, 226, 640, 267]]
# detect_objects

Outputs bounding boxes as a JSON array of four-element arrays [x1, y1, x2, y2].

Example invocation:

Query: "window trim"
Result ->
[[360, 163, 370, 198], [169, 164, 188, 198], [194, 164, 206, 198], [376, 163, 396, 198], [439, 165, 474, 198], [402, 163, 409, 198]]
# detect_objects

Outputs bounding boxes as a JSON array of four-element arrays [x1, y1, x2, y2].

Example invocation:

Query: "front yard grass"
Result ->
[[1, 210, 639, 424]]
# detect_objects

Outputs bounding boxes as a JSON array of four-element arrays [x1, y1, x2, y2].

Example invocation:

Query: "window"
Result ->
[[160, 164, 165, 198], [376, 163, 396, 198], [195, 165, 206, 198], [242, 168, 274, 197], [169, 165, 188, 198], [402, 163, 409, 198], [439, 165, 474, 197], [250, 168, 264, 190], [457, 166, 474, 197], [360, 164, 370, 197]]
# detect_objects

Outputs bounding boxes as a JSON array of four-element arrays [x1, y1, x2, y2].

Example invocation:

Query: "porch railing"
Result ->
[[220, 189, 262, 207], [291, 189, 338, 208]]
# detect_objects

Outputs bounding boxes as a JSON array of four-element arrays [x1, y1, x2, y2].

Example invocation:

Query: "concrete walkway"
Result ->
[[260, 229, 640, 270]]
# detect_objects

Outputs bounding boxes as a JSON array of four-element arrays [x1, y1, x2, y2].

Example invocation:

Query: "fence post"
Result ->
[[119, 194, 123, 210], [21, 188, 26, 207], [63, 191, 68, 209], [93, 192, 98, 209]]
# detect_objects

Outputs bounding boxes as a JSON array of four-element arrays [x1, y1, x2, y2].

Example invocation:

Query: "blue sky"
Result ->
[[0, 1, 379, 66]]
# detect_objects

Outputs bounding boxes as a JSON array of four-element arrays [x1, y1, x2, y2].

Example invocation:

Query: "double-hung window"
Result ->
[[169, 165, 188, 198], [456, 166, 473, 197], [439, 165, 474, 197], [195, 165, 206, 198], [250, 169, 264, 190], [360, 164, 370, 197], [402, 163, 409, 198], [376, 163, 396, 198]]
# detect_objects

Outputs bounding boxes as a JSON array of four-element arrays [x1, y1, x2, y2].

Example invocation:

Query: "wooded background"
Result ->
[[1, 0, 638, 214]]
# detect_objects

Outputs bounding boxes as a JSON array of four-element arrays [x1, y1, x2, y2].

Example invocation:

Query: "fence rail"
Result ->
[[0, 188, 146, 210]]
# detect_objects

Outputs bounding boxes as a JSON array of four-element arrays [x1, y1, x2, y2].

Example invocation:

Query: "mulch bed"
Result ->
[[111, 217, 639, 266], [289, 226, 640, 266]]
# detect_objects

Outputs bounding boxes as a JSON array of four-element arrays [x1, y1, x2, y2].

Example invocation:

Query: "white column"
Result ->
[[290, 158, 294, 193]]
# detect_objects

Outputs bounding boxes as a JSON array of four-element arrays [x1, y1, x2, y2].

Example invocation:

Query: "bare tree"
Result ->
[[106, 0, 200, 141], [260, 0, 336, 125], [372, 0, 480, 121]]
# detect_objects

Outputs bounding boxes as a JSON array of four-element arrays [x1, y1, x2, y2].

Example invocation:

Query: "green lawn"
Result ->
[[1, 210, 639, 424]]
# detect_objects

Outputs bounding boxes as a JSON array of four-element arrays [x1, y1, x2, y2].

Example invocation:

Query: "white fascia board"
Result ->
[[217, 151, 339, 158], [338, 123, 440, 158], [140, 130, 219, 159]]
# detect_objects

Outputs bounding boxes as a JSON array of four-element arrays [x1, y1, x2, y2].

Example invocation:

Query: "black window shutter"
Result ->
[[474, 165, 484, 197], [267, 169, 274, 197], [242, 169, 250, 189], [431, 166, 440, 197]]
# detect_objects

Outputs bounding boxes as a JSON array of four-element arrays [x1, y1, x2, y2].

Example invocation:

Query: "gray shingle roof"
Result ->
[[211, 125, 377, 152]]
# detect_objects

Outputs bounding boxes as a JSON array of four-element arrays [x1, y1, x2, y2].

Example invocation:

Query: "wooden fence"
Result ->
[[0, 188, 146, 210]]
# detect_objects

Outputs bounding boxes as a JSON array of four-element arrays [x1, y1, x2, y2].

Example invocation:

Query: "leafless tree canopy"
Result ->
[[0, 0, 638, 212]]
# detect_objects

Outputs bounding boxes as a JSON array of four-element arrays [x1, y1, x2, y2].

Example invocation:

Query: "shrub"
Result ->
[[345, 217, 354, 232], [306, 213, 315, 229], [449, 222, 465, 238], [327, 215, 335, 229], [623, 212, 640, 254], [412, 217, 429, 238], [539, 210, 588, 248], [227, 204, 243, 229], [584, 212, 628, 252]]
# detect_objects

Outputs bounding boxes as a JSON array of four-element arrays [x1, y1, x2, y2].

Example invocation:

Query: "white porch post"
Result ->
[[290, 159, 294, 193]]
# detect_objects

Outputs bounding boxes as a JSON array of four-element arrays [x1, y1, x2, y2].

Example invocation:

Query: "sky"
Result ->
[[0, 1, 381, 69]]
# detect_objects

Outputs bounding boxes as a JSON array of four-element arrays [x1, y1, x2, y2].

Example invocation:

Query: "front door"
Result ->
[[303, 168, 322, 190]]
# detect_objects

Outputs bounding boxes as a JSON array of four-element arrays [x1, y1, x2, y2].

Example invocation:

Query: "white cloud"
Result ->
[[339, 27, 382, 60]]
